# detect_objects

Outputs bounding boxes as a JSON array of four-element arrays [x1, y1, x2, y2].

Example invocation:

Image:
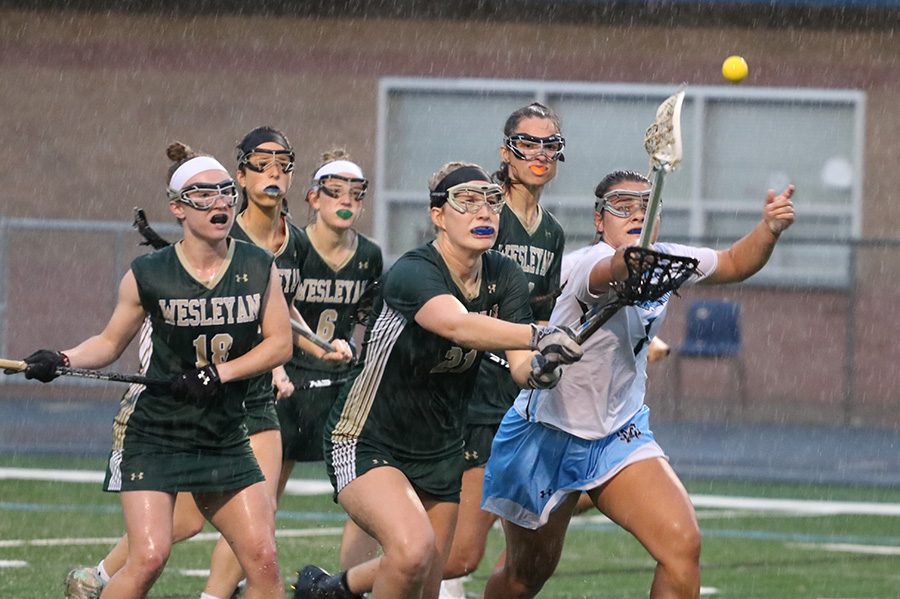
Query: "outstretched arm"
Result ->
[[415, 294, 532, 352], [63, 270, 147, 369], [703, 185, 796, 285], [414, 295, 581, 388]]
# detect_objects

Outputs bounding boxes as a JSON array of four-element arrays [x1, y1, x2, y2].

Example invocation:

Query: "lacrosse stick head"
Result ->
[[644, 88, 685, 174], [353, 279, 382, 327], [611, 246, 699, 305]]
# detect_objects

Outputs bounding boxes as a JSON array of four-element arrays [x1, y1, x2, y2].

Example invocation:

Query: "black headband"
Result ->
[[429, 166, 492, 207], [236, 127, 293, 160]]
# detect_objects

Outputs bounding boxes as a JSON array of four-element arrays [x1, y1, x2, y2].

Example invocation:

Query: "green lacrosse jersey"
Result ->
[[327, 242, 532, 461], [231, 213, 305, 306], [230, 214, 308, 408], [467, 203, 565, 425], [115, 239, 275, 452], [285, 227, 383, 380]]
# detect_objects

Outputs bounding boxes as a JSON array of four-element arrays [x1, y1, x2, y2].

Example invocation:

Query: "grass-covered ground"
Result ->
[[2, 454, 899, 598]]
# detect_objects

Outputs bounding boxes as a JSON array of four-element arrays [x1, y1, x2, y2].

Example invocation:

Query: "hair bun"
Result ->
[[321, 147, 350, 163], [166, 141, 193, 163]]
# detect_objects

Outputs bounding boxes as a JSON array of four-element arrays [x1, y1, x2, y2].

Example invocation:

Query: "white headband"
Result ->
[[169, 156, 230, 191], [314, 159, 364, 181]]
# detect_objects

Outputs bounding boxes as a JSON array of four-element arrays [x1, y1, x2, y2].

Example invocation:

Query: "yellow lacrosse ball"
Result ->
[[722, 55, 748, 83]]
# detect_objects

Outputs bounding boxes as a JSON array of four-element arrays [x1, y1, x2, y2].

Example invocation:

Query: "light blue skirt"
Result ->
[[481, 404, 665, 529]]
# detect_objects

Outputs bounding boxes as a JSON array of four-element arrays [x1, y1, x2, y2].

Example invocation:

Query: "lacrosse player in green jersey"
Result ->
[[202, 129, 354, 598], [440, 102, 567, 598], [64, 130, 352, 599], [23, 142, 293, 599], [276, 149, 385, 572], [292, 162, 583, 599]]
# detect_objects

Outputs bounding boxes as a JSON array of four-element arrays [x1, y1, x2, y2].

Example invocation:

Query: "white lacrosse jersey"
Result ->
[[513, 241, 718, 440]]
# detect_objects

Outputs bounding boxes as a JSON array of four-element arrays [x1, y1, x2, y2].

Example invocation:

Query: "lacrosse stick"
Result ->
[[640, 86, 685, 248], [556, 87, 696, 350], [351, 279, 381, 327], [291, 318, 336, 354], [570, 247, 698, 344], [133, 207, 172, 250], [1, 358, 170, 387], [298, 376, 353, 390]]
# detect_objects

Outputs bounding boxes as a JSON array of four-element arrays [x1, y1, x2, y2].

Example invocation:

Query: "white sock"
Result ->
[[96, 561, 111, 584], [199, 593, 222, 599]]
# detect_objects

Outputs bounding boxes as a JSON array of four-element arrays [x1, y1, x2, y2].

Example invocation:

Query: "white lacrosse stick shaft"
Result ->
[[639, 87, 685, 248]]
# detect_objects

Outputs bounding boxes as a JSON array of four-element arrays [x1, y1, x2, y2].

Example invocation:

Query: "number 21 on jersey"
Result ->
[[431, 346, 478, 374]]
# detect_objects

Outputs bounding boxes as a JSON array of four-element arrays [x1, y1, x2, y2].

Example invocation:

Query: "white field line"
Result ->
[[0, 526, 344, 549], [789, 542, 900, 556], [0, 560, 27, 568], [691, 494, 900, 516], [0, 468, 105, 483], [0, 467, 331, 495], [4, 467, 900, 514]]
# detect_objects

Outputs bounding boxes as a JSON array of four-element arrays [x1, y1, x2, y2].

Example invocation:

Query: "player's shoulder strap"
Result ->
[[288, 221, 312, 261]]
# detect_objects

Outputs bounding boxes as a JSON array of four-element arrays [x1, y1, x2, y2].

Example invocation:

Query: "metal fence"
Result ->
[[1, 217, 897, 428]]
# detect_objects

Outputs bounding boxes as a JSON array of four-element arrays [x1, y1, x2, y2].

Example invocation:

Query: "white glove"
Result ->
[[529, 324, 583, 365], [527, 354, 562, 389]]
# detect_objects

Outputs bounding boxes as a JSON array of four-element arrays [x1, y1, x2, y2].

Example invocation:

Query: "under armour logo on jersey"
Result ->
[[359, 260, 369, 269], [235, 273, 249, 282], [487, 283, 497, 294], [464, 450, 479, 461], [129, 472, 144, 481]]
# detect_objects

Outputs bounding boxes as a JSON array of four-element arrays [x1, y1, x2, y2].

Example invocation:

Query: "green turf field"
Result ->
[[1, 454, 899, 598]]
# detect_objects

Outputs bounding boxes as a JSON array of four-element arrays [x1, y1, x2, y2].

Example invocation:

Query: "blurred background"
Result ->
[[1, 0, 898, 450]]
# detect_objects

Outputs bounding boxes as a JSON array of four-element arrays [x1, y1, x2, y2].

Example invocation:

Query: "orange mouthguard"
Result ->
[[529, 165, 549, 175]]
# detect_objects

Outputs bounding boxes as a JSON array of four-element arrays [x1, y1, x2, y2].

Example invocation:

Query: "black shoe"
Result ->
[[292, 565, 364, 599]]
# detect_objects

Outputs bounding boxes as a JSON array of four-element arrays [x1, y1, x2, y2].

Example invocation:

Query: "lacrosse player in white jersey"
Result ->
[[482, 169, 795, 598]]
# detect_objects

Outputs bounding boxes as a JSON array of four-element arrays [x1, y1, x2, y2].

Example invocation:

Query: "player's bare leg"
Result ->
[[204, 428, 283, 598], [443, 466, 496, 578], [96, 491, 205, 586], [339, 518, 381, 569], [418, 496, 458, 599], [336, 467, 444, 598], [199, 483, 283, 598], [99, 491, 176, 598], [589, 457, 700, 598], [482, 492, 580, 598]]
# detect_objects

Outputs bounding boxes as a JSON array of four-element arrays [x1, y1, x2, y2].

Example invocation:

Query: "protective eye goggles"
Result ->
[[504, 133, 566, 162], [316, 174, 368, 201], [431, 182, 505, 215], [595, 189, 655, 218], [168, 180, 240, 211], [239, 149, 295, 174]]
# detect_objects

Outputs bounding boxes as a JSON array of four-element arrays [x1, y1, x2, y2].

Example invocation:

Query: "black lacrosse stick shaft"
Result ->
[[133, 208, 172, 250], [56, 366, 171, 387]]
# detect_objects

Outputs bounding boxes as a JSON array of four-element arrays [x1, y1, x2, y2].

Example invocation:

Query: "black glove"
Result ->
[[9, 350, 69, 383], [170, 365, 223, 403], [527, 353, 562, 389], [529, 324, 583, 365]]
